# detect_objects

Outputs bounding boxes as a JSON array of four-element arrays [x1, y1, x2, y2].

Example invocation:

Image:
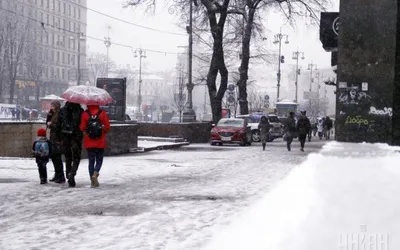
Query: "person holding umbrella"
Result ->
[[80, 105, 110, 188], [61, 85, 113, 188]]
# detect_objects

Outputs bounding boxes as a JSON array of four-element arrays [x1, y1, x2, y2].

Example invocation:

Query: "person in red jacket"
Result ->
[[79, 105, 110, 187]]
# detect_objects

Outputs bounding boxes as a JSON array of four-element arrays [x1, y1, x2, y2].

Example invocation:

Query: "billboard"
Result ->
[[96, 78, 127, 121]]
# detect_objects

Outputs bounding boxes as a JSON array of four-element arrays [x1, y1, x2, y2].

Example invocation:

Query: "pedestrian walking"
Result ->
[[32, 128, 51, 184], [56, 102, 83, 188], [258, 116, 272, 151], [296, 110, 311, 152], [46, 100, 65, 183], [284, 112, 297, 151], [317, 118, 324, 139], [79, 105, 110, 188], [323, 116, 333, 139]]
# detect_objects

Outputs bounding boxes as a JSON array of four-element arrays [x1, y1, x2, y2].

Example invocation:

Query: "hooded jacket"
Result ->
[[56, 102, 84, 141], [79, 105, 111, 149]]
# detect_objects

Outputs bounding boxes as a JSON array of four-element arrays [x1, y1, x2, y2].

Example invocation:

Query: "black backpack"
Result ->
[[61, 109, 74, 134], [86, 110, 103, 139]]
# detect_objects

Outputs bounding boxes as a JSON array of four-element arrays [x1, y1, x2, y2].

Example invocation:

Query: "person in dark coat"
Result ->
[[323, 116, 333, 139], [56, 102, 83, 187], [284, 112, 297, 151], [296, 110, 311, 152], [258, 116, 272, 151], [46, 100, 65, 183]]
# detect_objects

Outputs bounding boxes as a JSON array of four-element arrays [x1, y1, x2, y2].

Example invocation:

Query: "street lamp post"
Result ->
[[273, 29, 289, 102], [292, 49, 305, 103], [70, 32, 85, 85], [134, 48, 146, 115], [183, 0, 196, 122], [307, 62, 317, 115], [104, 27, 111, 77]]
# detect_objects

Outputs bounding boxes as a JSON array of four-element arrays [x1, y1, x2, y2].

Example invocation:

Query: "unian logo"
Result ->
[[333, 16, 339, 35], [338, 225, 389, 250]]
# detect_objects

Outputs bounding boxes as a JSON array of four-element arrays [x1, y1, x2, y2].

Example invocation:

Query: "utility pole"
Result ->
[[308, 62, 317, 116], [292, 49, 305, 103], [183, 0, 196, 122], [134, 48, 146, 115], [273, 28, 289, 102], [104, 26, 111, 77]]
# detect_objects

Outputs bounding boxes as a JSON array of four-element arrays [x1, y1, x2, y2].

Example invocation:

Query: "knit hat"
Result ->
[[50, 100, 61, 109], [37, 128, 47, 137]]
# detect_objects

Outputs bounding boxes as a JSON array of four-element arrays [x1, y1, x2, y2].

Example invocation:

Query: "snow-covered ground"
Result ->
[[0, 140, 323, 250], [203, 141, 398, 250], [138, 140, 186, 148]]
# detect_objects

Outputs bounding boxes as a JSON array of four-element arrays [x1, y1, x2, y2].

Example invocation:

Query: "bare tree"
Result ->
[[87, 52, 116, 85], [2, 2, 30, 104]]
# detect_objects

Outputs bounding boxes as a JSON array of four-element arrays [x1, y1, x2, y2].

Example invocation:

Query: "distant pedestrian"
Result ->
[[32, 128, 51, 184], [323, 116, 333, 139], [258, 116, 271, 151], [46, 100, 65, 183], [56, 102, 83, 187], [296, 110, 311, 152], [284, 112, 297, 151], [16, 108, 20, 120], [79, 105, 110, 188]]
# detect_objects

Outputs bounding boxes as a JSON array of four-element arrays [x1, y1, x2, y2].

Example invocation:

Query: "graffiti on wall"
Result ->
[[338, 86, 371, 105], [369, 106, 392, 117]]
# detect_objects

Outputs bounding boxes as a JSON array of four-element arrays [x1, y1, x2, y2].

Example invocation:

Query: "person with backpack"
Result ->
[[46, 100, 65, 183], [56, 101, 84, 187], [79, 104, 110, 188], [296, 110, 311, 152], [32, 128, 51, 184]]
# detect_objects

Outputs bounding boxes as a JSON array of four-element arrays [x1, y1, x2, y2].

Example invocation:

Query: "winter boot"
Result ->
[[91, 171, 99, 188], [262, 143, 266, 151], [67, 172, 76, 187], [287, 144, 291, 151], [49, 175, 57, 182], [54, 173, 66, 184], [300, 147, 304, 152]]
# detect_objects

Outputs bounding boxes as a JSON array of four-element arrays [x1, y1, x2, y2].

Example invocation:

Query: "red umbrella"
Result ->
[[61, 85, 113, 105]]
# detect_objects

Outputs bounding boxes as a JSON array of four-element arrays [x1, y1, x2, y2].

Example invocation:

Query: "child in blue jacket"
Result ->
[[32, 128, 51, 184]]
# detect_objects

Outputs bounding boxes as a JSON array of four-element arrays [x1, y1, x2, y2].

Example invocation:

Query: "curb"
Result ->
[[130, 142, 190, 153]]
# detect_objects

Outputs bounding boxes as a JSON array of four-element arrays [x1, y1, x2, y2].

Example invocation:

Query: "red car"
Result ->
[[210, 118, 252, 146]]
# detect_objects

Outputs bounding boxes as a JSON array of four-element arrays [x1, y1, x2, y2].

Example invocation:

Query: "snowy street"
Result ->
[[0, 139, 326, 250]]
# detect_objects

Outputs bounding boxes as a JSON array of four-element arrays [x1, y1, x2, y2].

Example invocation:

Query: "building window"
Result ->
[[78, 8, 80, 19], [51, 50, 54, 62], [62, 68, 65, 79], [52, 0, 55, 10], [41, 0, 43, 6], [46, 14, 49, 24], [40, 12, 43, 22], [72, 55, 75, 66], [73, 7, 76, 18], [58, 0, 60, 12], [63, 2, 66, 14], [68, 4, 71, 16], [46, 0, 49, 8], [68, 54, 70, 64], [62, 52, 65, 64], [56, 51, 60, 63]]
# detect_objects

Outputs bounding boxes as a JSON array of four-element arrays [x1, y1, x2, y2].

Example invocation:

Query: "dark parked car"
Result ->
[[210, 118, 252, 146]]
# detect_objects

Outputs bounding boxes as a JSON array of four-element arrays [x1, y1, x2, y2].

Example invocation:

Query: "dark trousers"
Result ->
[[286, 135, 293, 151], [299, 134, 307, 148], [87, 148, 104, 178], [51, 153, 64, 179], [37, 161, 47, 180], [63, 138, 82, 178]]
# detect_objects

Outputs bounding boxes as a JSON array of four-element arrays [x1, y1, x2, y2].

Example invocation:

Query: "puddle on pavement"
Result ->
[[158, 195, 237, 202], [0, 178, 29, 183]]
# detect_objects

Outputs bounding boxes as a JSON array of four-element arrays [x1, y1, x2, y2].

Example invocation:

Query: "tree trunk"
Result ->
[[204, 0, 230, 124], [237, 7, 256, 115]]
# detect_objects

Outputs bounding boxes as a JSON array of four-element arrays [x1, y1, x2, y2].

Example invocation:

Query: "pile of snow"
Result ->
[[203, 141, 398, 250]]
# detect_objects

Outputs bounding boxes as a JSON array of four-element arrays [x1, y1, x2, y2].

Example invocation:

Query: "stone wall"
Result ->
[[0, 122, 138, 158], [336, 0, 396, 143], [137, 122, 212, 143]]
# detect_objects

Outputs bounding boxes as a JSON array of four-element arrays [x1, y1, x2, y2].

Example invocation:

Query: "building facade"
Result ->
[[0, 0, 87, 106]]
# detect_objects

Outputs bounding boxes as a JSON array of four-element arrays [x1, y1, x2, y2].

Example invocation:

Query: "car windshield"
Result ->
[[238, 117, 258, 123], [268, 116, 280, 123], [217, 119, 244, 128]]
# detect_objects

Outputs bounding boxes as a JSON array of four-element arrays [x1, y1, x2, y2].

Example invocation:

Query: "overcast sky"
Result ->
[[86, 0, 340, 74]]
